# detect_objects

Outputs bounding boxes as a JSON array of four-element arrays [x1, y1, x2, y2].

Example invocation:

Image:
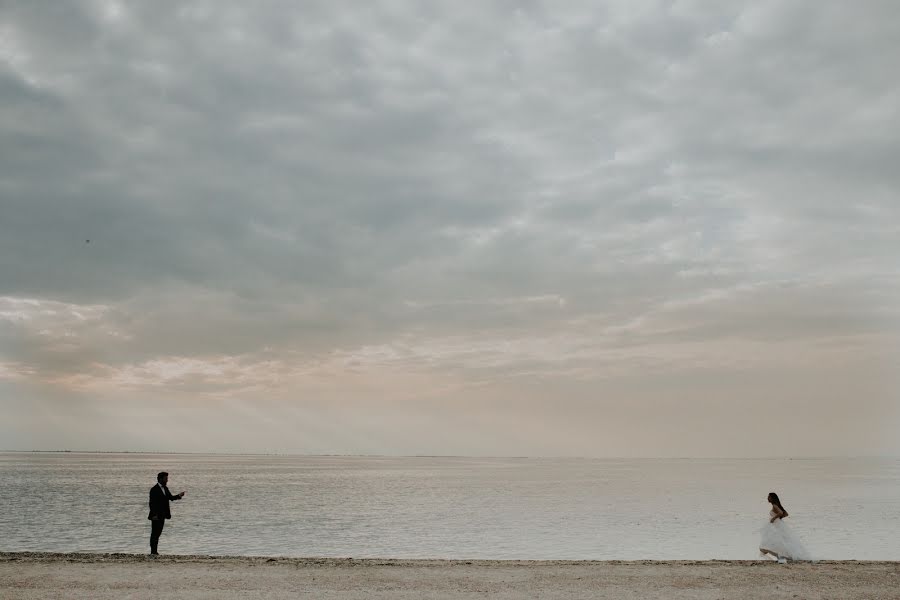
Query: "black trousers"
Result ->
[[150, 518, 165, 553]]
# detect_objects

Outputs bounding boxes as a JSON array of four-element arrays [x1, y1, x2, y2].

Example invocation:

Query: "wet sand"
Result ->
[[2, 553, 899, 599]]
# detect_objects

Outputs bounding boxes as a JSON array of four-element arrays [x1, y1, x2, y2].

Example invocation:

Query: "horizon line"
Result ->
[[2, 450, 898, 460]]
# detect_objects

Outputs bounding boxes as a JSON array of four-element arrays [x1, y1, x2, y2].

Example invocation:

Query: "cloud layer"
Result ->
[[1, 1, 898, 455]]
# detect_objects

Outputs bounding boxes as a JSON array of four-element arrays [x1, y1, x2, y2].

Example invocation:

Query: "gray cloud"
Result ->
[[1, 0, 898, 455]]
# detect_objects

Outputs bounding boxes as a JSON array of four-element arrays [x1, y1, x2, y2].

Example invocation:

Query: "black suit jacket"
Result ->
[[148, 484, 181, 520]]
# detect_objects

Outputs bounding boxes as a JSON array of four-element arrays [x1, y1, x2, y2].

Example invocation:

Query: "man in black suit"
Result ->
[[148, 471, 185, 555]]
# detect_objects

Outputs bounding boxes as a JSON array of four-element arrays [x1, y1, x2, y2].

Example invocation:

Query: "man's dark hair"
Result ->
[[157, 472, 169, 482]]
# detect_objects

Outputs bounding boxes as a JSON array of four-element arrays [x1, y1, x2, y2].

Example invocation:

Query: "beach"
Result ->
[[2, 553, 898, 599]]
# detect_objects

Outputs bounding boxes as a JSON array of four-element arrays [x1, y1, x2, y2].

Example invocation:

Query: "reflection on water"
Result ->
[[1, 453, 898, 559]]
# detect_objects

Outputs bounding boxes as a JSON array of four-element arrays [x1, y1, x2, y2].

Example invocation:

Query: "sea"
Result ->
[[1, 453, 898, 560]]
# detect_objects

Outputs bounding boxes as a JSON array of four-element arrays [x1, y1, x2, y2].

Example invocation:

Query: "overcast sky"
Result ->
[[1, 1, 898, 456]]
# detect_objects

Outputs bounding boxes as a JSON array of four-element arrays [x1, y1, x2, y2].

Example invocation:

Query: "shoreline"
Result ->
[[4, 553, 900, 599], [3, 551, 898, 565]]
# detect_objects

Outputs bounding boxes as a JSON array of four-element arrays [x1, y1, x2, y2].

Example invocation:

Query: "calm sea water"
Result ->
[[1, 453, 898, 560]]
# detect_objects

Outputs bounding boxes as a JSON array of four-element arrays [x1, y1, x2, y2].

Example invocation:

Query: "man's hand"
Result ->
[[179, 491, 186, 498]]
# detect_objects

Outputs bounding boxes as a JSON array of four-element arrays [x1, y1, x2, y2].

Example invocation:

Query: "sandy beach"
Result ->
[[2, 553, 898, 600]]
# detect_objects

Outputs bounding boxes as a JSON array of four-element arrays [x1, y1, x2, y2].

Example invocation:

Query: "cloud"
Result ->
[[1, 0, 898, 454]]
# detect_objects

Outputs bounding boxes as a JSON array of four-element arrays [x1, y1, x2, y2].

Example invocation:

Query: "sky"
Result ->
[[1, 1, 898, 457]]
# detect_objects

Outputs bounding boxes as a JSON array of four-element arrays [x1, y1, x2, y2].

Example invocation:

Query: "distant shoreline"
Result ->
[[3, 553, 898, 599]]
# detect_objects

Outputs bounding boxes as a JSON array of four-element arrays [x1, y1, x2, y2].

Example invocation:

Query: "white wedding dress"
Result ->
[[759, 511, 812, 561]]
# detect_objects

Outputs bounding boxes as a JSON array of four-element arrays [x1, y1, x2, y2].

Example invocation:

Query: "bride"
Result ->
[[759, 492, 811, 563]]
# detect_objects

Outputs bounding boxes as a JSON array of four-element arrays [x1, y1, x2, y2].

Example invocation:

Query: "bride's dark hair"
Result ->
[[768, 492, 786, 512]]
